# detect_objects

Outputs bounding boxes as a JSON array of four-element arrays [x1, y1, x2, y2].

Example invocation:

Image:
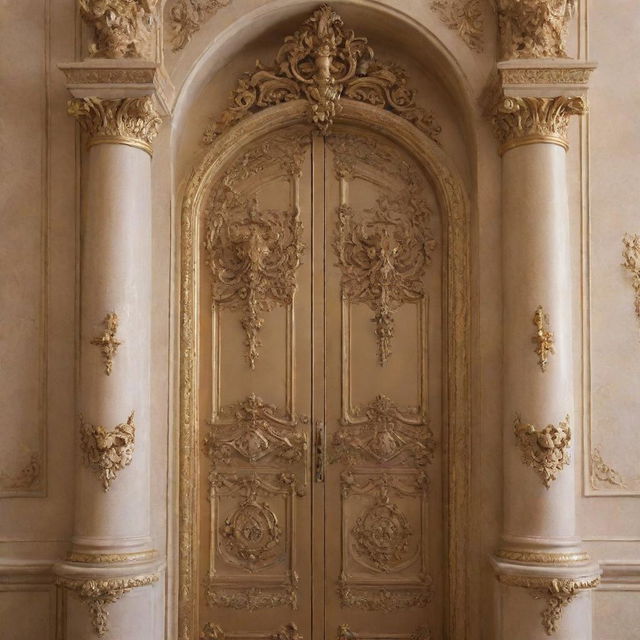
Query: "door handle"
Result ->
[[314, 420, 325, 483]]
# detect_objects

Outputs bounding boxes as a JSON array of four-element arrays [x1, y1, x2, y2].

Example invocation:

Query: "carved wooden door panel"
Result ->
[[199, 125, 442, 640]]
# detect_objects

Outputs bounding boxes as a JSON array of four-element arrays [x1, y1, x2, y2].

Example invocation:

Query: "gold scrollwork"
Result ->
[[337, 624, 431, 640], [204, 194, 304, 370], [58, 573, 158, 637], [205, 583, 298, 612], [331, 395, 435, 467], [337, 580, 432, 612], [496, 574, 599, 636], [201, 6, 440, 140], [202, 622, 303, 640], [91, 312, 122, 375], [622, 233, 640, 329], [532, 306, 555, 372], [79, 411, 135, 491], [170, 0, 233, 52], [205, 394, 308, 466], [514, 414, 571, 488], [430, 0, 484, 53]]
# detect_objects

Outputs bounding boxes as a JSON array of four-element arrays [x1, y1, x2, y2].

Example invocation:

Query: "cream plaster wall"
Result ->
[[0, 0, 638, 639]]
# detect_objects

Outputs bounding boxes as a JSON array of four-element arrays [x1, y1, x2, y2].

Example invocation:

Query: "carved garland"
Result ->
[[202, 5, 441, 141], [91, 312, 123, 375], [59, 574, 158, 637], [532, 305, 554, 372], [80, 411, 135, 490], [622, 233, 640, 330], [514, 414, 571, 488], [79, 0, 158, 59]]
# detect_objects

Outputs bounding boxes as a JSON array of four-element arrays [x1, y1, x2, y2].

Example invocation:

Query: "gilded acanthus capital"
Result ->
[[79, 0, 158, 59], [67, 96, 162, 154], [497, 0, 576, 60], [492, 95, 586, 153]]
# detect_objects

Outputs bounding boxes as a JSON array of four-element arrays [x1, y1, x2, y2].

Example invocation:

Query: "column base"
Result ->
[[492, 556, 601, 639], [55, 559, 164, 640]]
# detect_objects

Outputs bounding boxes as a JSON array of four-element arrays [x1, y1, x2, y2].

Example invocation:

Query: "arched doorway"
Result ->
[[178, 8, 471, 640]]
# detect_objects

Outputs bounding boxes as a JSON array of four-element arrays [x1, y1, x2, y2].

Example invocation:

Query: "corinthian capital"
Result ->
[[497, 0, 576, 60], [68, 96, 162, 154], [79, 0, 158, 59], [492, 95, 586, 153]]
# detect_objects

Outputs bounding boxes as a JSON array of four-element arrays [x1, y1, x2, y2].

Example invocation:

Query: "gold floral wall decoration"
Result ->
[[532, 305, 554, 371], [80, 411, 135, 490], [59, 574, 158, 637], [514, 414, 571, 488], [169, 0, 233, 52], [91, 312, 123, 375], [622, 233, 640, 329], [79, 0, 158, 59], [430, 0, 484, 53], [202, 5, 441, 141]]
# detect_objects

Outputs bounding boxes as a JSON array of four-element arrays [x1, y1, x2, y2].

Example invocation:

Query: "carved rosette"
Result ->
[[202, 5, 440, 140], [205, 394, 307, 466], [497, 574, 600, 636], [204, 194, 305, 369], [513, 414, 571, 488], [67, 96, 162, 155], [331, 395, 435, 467], [496, 0, 576, 60], [492, 95, 586, 154], [79, 0, 158, 59], [58, 573, 158, 637], [80, 411, 135, 490]]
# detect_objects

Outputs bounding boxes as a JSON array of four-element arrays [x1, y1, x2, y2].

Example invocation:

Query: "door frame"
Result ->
[[177, 99, 472, 639]]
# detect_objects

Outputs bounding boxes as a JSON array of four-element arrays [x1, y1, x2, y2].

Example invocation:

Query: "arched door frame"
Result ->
[[178, 98, 472, 639]]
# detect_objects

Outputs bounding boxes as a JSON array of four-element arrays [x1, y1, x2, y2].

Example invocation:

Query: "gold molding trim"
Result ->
[[58, 573, 158, 637], [496, 574, 599, 636], [514, 414, 571, 488], [499, 134, 569, 155], [79, 0, 158, 59], [67, 97, 161, 155], [67, 549, 157, 564], [90, 312, 122, 376], [622, 233, 640, 328], [430, 0, 484, 53], [179, 99, 471, 639], [532, 305, 555, 372], [202, 6, 441, 141], [495, 549, 590, 565], [79, 411, 135, 491], [499, 67, 592, 85]]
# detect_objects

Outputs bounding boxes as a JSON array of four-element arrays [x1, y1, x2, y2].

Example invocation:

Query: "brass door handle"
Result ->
[[314, 421, 325, 483]]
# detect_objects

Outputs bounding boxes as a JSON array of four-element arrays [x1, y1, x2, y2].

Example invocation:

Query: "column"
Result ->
[[54, 96, 163, 640]]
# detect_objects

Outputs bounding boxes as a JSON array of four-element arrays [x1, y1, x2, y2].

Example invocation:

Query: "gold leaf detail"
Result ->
[[514, 414, 571, 488], [79, 411, 135, 491], [532, 306, 555, 372], [91, 312, 122, 375]]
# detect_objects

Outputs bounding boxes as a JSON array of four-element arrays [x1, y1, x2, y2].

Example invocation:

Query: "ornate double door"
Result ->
[[198, 123, 443, 640]]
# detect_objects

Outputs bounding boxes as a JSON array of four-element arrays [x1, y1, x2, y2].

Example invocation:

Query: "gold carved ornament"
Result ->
[[334, 197, 436, 366], [204, 194, 305, 370], [202, 5, 441, 141], [337, 624, 431, 640], [430, 0, 484, 53], [491, 95, 587, 154], [514, 414, 571, 488], [201, 622, 302, 640], [205, 394, 308, 466], [79, 0, 157, 59], [58, 573, 158, 637], [67, 96, 162, 155], [590, 448, 625, 489], [331, 394, 435, 467], [79, 411, 135, 490], [169, 0, 232, 51], [622, 233, 640, 329], [91, 312, 122, 375], [496, 0, 576, 60], [497, 574, 599, 636], [532, 305, 554, 371]]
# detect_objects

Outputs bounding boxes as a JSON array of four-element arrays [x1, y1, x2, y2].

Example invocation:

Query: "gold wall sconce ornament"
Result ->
[[513, 414, 571, 488], [79, 411, 135, 490], [532, 305, 555, 371], [91, 312, 122, 375], [622, 233, 640, 329]]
